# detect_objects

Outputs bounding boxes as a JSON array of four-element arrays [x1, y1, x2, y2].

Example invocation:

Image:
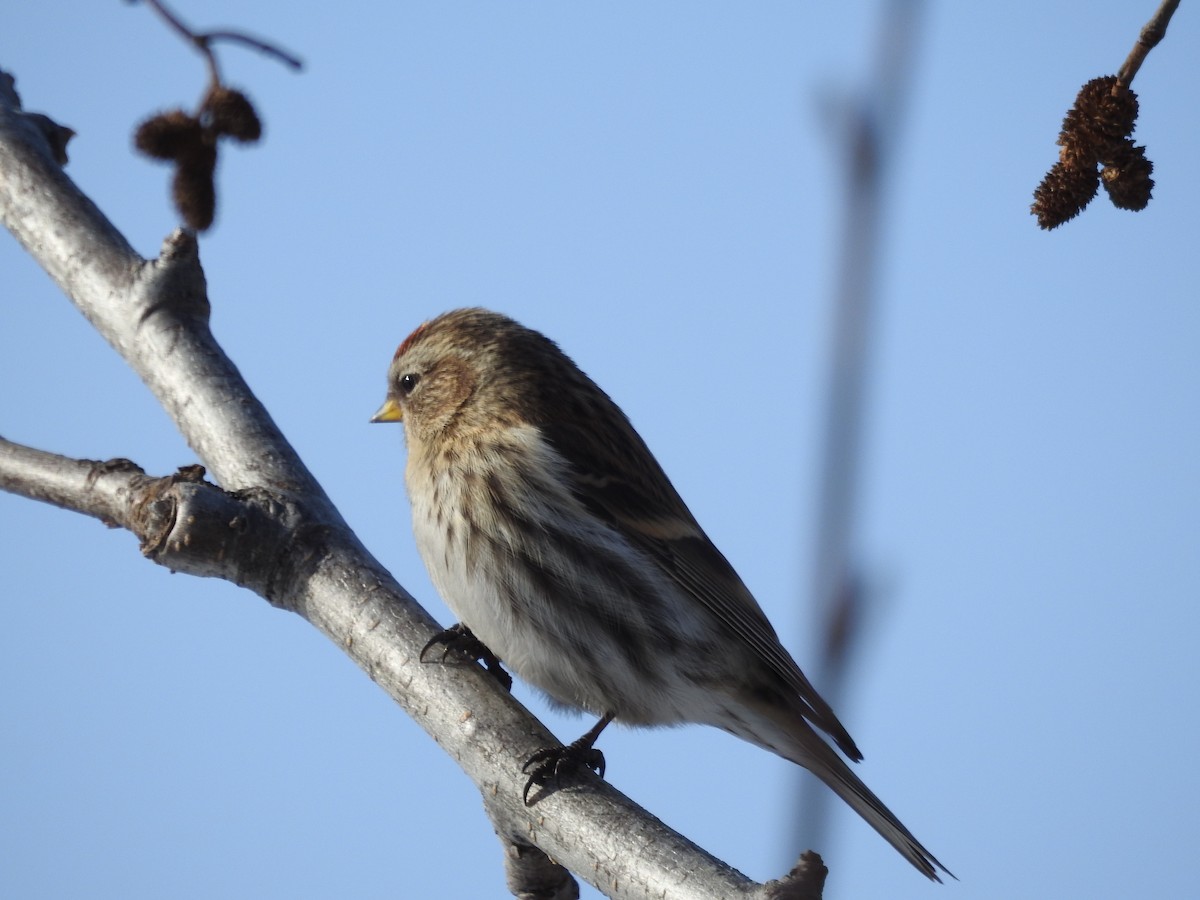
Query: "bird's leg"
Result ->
[[419, 622, 513, 691], [521, 712, 615, 805]]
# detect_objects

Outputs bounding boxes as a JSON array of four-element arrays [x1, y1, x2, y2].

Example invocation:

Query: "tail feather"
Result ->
[[730, 703, 953, 881], [798, 737, 953, 881]]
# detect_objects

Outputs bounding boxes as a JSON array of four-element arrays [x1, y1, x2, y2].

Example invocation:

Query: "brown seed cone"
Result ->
[[1101, 142, 1154, 212], [202, 87, 263, 143], [172, 142, 218, 230], [1058, 76, 1139, 168], [1032, 161, 1100, 230], [135, 109, 205, 160]]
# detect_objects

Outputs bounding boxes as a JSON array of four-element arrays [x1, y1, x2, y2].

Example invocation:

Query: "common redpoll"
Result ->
[[372, 308, 949, 880]]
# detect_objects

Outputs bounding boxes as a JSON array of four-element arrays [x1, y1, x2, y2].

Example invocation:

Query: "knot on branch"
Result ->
[[129, 465, 316, 610], [134, 229, 210, 324], [24, 112, 75, 166], [503, 842, 580, 900], [763, 851, 828, 900], [0, 72, 75, 167]]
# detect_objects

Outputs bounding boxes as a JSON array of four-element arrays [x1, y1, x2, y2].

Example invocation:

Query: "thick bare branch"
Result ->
[[0, 438, 305, 592], [0, 437, 766, 897], [0, 67, 807, 899], [0, 439, 149, 531]]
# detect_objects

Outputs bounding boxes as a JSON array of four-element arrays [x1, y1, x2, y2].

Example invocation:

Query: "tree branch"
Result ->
[[799, 0, 923, 857], [1117, 0, 1181, 88], [136, 0, 303, 84], [0, 439, 306, 591], [764, 852, 829, 900], [0, 66, 823, 898]]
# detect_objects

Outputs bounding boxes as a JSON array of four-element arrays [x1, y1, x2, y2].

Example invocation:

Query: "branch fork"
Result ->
[[0, 55, 831, 899]]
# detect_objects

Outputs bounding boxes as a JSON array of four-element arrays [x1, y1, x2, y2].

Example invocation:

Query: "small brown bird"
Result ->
[[372, 308, 949, 880]]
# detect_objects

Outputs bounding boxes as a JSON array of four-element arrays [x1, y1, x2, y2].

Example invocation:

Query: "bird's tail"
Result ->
[[731, 706, 953, 881]]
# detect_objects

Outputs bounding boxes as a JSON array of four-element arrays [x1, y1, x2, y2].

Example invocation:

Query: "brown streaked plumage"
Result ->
[[373, 307, 950, 880]]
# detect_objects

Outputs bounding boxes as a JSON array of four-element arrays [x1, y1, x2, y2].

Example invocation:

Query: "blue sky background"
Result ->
[[3, 3, 1198, 898]]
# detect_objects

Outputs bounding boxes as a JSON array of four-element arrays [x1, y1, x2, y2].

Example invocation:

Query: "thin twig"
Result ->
[[1117, 0, 1181, 87], [137, 0, 303, 84], [205, 30, 304, 70]]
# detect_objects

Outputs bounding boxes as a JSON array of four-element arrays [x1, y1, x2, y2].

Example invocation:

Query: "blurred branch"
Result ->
[[1, 66, 818, 900], [799, 0, 924, 862]]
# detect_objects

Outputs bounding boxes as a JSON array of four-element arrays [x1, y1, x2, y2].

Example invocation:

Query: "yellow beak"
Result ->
[[370, 397, 404, 423]]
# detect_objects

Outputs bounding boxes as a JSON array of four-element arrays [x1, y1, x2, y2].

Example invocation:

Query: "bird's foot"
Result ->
[[420, 622, 512, 691], [521, 712, 615, 805], [522, 742, 606, 806]]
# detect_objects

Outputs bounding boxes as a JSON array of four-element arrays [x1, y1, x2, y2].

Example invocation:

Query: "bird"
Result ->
[[371, 307, 949, 880]]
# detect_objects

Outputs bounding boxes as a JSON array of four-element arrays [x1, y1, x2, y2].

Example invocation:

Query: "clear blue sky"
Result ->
[[2, 3, 1198, 898]]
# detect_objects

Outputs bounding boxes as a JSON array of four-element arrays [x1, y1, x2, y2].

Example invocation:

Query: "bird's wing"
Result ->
[[537, 393, 862, 760]]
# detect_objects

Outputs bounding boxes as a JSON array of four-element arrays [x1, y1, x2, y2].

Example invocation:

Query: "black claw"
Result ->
[[521, 743, 607, 806], [420, 623, 513, 691], [520, 713, 615, 805]]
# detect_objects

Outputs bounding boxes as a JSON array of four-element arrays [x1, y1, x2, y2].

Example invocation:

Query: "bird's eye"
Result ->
[[399, 373, 420, 395]]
